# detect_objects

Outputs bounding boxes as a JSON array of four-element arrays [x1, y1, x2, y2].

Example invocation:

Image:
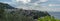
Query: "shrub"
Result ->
[[38, 16, 60, 21]]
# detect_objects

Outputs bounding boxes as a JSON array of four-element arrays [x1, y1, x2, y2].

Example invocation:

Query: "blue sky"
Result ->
[[0, 0, 60, 12], [0, 0, 11, 2]]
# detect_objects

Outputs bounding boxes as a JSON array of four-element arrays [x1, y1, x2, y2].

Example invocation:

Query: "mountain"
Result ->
[[0, 2, 50, 18], [0, 2, 15, 9]]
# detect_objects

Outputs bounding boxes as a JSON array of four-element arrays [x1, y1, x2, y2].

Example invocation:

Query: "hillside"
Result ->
[[0, 2, 15, 9], [0, 2, 51, 21]]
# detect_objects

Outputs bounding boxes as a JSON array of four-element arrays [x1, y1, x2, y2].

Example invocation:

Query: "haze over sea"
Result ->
[[48, 12, 60, 19]]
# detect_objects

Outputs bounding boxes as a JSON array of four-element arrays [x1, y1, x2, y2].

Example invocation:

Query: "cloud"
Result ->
[[16, 4, 60, 12], [48, 4, 60, 6], [40, 0, 48, 2], [16, 3, 40, 9], [2, 0, 60, 12], [12, 0, 31, 3], [38, 7, 60, 12]]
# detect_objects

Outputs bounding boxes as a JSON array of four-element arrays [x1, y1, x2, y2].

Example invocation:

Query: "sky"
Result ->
[[0, 0, 60, 12]]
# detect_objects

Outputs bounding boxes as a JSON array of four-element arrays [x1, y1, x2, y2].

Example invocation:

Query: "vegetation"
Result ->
[[0, 2, 5, 19]]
